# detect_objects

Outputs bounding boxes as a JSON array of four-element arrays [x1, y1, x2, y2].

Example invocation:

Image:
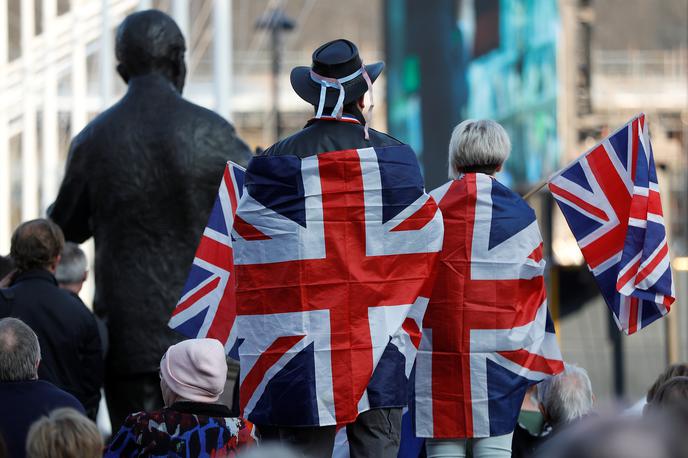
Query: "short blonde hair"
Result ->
[[26, 408, 102, 458], [448, 119, 511, 179]]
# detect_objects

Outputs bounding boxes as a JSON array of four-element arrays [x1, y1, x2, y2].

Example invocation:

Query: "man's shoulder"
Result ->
[[14, 277, 94, 319], [367, 128, 405, 146], [262, 122, 405, 157], [0, 380, 84, 412]]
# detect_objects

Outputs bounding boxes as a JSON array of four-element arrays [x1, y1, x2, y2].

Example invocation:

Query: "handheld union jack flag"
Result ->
[[548, 114, 674, 334], [232, 145, 443, 427], [414, 174, 563, 439], [168, 162, 245, 346]]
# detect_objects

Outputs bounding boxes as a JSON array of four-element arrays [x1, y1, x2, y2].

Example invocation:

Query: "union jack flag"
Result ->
[[414, 174, 564, 439], [548, 114, 674, 334], [231, 145, 443, 427], [168, 162, 245, 344]]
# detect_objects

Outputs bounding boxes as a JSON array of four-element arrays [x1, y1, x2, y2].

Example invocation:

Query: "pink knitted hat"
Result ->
[[160, 338, 227, 403]]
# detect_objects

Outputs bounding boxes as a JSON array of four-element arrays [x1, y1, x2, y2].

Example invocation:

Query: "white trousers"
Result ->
[[425, 432, 513, 458]]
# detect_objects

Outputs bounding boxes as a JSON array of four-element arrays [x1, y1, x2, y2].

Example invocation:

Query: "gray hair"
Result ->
[[448, 119, 511, 179], [537, 363, 593, 426], [55, 242, 87, 285], [0, 318, 41, 381]]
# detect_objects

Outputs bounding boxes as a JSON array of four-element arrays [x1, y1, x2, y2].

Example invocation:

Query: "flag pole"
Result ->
[[522, 176, 551, 200]]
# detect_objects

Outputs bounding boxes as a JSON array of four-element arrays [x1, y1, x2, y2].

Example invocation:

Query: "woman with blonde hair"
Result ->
[[414, 120, 563, 458], [26, 408, 102, 458]]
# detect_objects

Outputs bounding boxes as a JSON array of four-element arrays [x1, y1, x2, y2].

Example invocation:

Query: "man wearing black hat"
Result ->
[[263, 39, 401, 157], [256, 39, 404, 458]]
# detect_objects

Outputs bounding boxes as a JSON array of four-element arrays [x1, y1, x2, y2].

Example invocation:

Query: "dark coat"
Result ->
[[49, 73, 252, 376], [262, 114, 402, 158], [0, 270, 102, 418], [0, 379, 84, 458]]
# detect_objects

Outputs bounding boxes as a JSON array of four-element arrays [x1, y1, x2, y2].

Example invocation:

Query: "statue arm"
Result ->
[[48, 136, 93, 243]]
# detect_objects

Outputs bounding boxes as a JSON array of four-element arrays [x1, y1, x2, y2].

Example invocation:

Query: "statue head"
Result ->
[[115, 10, 186, 93]]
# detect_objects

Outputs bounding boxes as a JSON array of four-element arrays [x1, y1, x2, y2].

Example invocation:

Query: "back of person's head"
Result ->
[[537, 413, 685, 458], [537, 363, 593, 426], [647, 363, 688, 403], [25, 408, 102, 458], [55, 242, 87, 287], [0, 318, 40, 382], [115, 10, 186, 90], [159, 338, 228, 405], [650, 376, 688, 410], [448, 119, 511, 178], [10, 219, 65, 273]]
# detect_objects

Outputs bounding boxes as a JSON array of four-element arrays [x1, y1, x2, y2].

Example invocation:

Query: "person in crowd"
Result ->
[[25, 408, 102, 458], [54, 241, 87, 294], [645, 375, 688, 414], [256, 38, 406, 458], [512, 386, 548, 458], [0, 318, 85, 458], [646, 363, 688, 406], [104, 338, 253, 457], [535, 413, 688, 458], [48, 9, 252, 431], [55, 242, 108, 357], [536, 363, 594, 432], [0, 220, 102, 419], [415, 119, 563, 458]]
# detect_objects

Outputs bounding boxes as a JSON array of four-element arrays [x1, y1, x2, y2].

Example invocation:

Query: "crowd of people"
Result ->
[[0, 8, 687, 458]]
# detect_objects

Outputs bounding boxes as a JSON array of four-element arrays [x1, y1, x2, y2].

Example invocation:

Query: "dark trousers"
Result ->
[[258, 407, 402, 458], [105, 372, 164, 432]]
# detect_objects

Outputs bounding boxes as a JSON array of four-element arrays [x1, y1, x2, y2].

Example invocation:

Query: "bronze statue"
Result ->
[[49, 9, 251, 430]]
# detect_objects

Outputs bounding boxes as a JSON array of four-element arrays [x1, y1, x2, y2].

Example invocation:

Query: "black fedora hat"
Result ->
[[290, 39, 384, 109]]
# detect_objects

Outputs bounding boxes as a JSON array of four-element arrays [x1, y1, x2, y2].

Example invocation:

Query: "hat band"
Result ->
[[310, 66, 364, 119], [310, 65, 374, 140]]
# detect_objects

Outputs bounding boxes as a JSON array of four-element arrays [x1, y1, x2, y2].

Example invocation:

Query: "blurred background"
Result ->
[[0, 0, 687, 404]]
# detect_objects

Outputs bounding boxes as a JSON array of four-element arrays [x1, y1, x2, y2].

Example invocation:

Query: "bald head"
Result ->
[[0, 318, 40, 381], [115, 9, 186, 92]]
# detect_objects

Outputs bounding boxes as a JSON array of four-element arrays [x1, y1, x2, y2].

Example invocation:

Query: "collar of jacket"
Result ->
[[11, 269, 57, 287], [305, 111, 364, 128], [168, 401, 233, 417]]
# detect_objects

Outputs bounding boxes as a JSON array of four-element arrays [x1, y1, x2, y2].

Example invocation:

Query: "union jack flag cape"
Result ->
[[548, 114, 674, 334], [171, 145, 444, 427], [169, 162, 244, 344], [414, 174, 564, 439]]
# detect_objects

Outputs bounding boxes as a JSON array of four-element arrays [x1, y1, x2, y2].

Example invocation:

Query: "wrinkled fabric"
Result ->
[[415, 174, 563, 439]]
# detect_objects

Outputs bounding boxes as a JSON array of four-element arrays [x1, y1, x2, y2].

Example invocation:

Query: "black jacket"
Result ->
[[48, 74, 252, 376], [0, 380, 85, 458], [262, 114, 402, 158], [0, 270, 102, 418]]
